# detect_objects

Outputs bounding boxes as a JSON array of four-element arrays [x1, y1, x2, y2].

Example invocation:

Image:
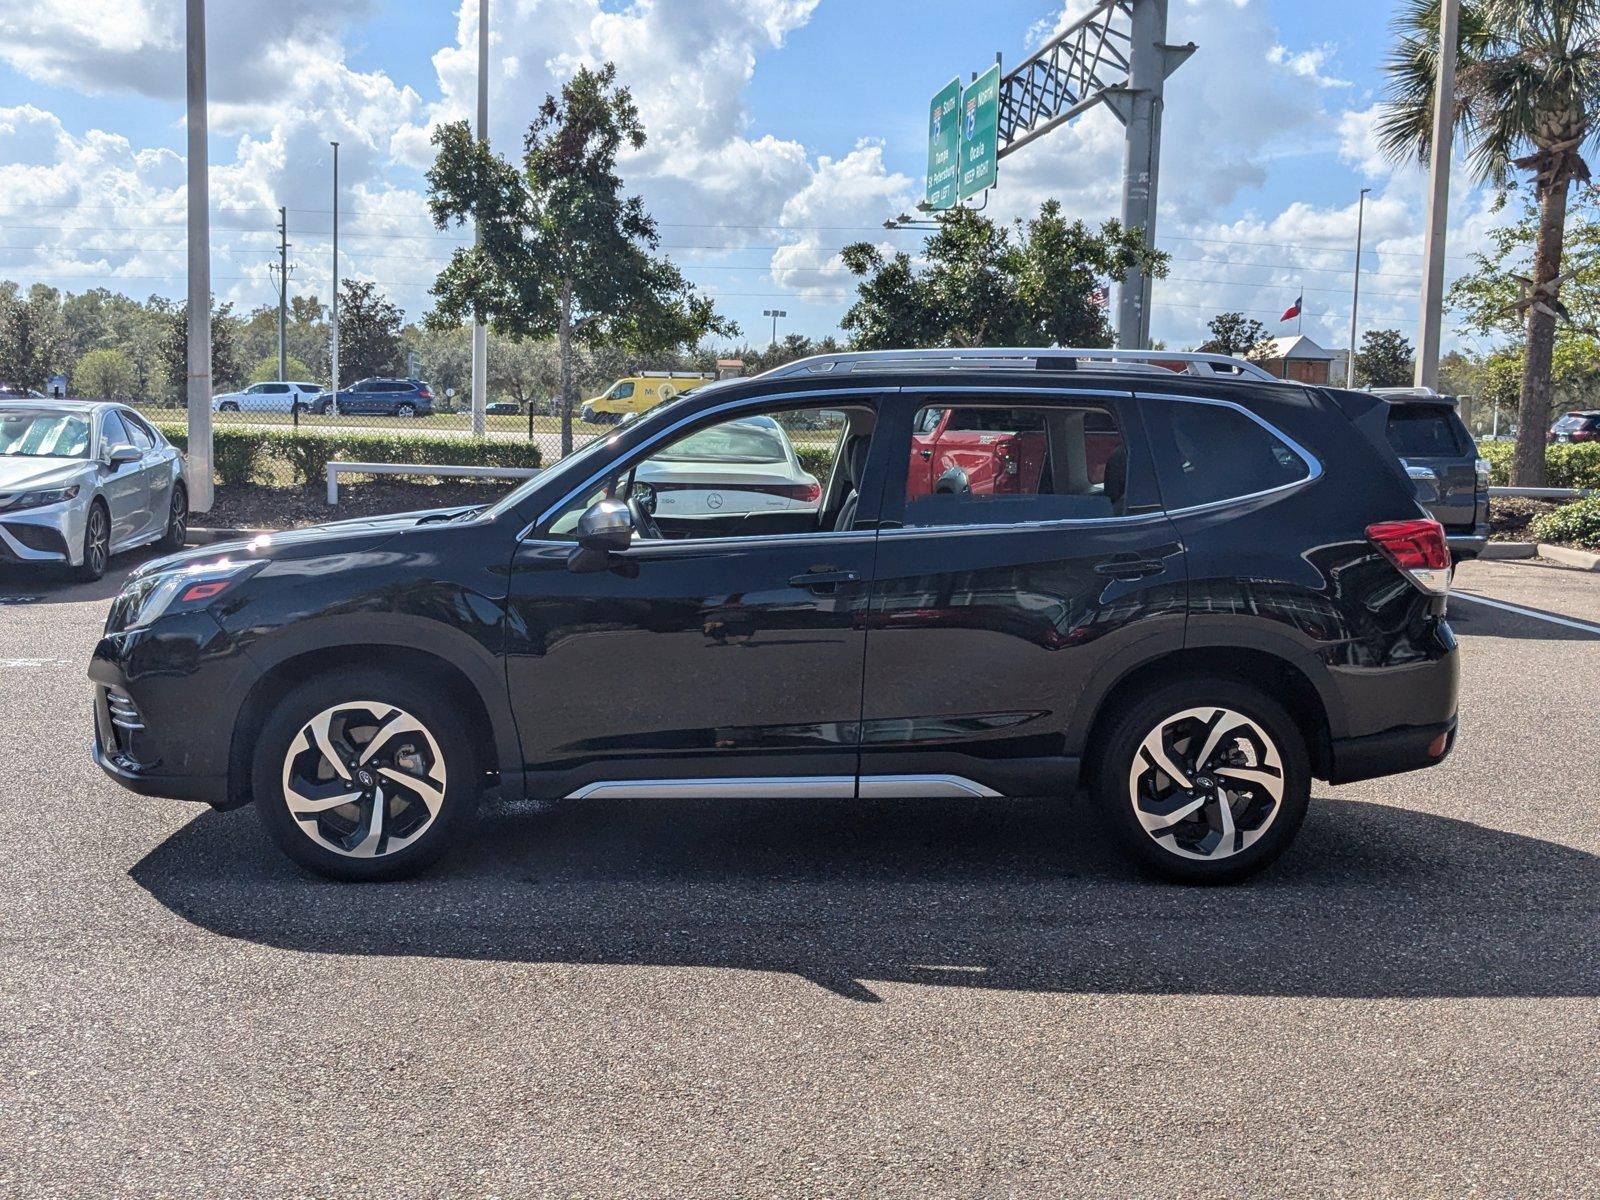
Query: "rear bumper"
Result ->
[[1447, 531, 1488, 561], [1326, 717, 1457, 785]]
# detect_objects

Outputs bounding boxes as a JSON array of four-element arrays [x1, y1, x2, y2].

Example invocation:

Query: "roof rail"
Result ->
[[761, 347, 1279, 384]]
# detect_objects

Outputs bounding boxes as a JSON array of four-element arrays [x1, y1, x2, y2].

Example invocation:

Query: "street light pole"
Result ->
[[1415, 0, 1460, 390], [330, 140, 340, 415], [1347, 186, 1370, 388], [470, 0, 489, 437], [275, 205, 290, 382], [184, 0, 213, 513], [763, 308, 786, 347]]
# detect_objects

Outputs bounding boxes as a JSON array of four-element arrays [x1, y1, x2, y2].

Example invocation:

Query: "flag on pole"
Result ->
[[1280, 294, 1303, 323]]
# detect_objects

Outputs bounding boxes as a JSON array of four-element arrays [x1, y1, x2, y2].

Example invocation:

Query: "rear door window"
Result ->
[[1145, 400, 1312, 511], [1386, 406, 1465, 457]]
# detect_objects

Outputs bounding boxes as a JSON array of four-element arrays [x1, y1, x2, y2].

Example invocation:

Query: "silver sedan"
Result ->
[[0, 401, 188, 580]]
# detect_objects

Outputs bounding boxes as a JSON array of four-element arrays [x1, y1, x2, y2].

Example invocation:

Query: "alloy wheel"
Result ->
[[280, 701, 447, 859], [168, 486, 188, 545], [85, 506, 109, 576], [1126, 705, 1285, 861]]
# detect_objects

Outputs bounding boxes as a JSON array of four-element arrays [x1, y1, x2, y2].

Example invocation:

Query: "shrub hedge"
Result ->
[[1528, 494, 1600, 550], [154, 422, 542, 488], [1478, 439, 1600, 490]]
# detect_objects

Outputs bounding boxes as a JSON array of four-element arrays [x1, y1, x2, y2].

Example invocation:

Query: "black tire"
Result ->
[[291, 402, 308, 416], [157, 482, 188, 553], [75, 499, 111, 582], [252, 668, 481, 881], [218, 401, 240, 413], [1091, 678, 1310, 885], [395, 402, 417, 418]]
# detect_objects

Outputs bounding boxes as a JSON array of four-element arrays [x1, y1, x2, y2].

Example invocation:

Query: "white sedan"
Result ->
[[632, 415, 821, 522]]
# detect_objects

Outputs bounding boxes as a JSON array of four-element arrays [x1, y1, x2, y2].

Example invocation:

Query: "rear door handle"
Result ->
[[790, 569, 861, 592], [1094, 557, 1164, 580]]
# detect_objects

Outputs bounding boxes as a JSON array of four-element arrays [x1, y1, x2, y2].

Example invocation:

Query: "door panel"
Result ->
[[504, 532, 879, 797], [859, 391, 1187, 796]]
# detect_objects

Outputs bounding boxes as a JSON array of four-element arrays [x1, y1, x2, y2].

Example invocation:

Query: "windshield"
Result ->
[[1554, 413, 1593, 431], [654, 420, 787, 464], [0, 410, 92, 459], [482, 427, 631, 520]]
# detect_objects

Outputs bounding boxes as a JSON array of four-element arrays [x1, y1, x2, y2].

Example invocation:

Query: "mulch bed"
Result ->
[[200, 481, 516, 531], [1488, 496, 1562, 542]]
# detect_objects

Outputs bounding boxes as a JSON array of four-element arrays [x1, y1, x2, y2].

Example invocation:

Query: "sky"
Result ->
[[0, 0, 1513, 356]]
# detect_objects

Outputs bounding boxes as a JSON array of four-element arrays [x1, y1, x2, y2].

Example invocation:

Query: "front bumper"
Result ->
[[88, 612, 255, 808], [0, 497, 83, 565]]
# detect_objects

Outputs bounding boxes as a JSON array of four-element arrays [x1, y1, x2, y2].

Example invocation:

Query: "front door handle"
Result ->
[[789, 569, 861, 593], [1094, 557, 1165, 580], [919, 448, 933, 460]]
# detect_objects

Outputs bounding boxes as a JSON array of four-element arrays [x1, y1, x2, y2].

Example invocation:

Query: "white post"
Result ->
[[1415, 0, 1460, 390], [330, 141, 340, 416], [184, 0, 213, 513], [1347, 187, 1369, 388], [470, 0, 489, 437]]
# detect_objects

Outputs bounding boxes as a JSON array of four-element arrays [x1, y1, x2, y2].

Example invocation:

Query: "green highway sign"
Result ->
[[925, 76, 961, 211], [959, 63, 1000, 199]]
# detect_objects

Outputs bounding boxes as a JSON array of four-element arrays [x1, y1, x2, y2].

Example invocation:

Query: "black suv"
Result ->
[[1369, 388, 1489, 561], [91, 349, 1459, 884]]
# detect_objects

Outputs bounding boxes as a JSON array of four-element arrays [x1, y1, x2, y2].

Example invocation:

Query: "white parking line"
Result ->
[[1452, 590, 1600, 636]]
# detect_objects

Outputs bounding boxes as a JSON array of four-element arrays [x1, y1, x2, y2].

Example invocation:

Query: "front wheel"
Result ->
[[395, 402, 418, 418], [217, 401, 240, 413], [1092, 679, 1310, 884], [75, 500, 110, 582], [156, 482, 187, 553], [253, 670, 480, 881]]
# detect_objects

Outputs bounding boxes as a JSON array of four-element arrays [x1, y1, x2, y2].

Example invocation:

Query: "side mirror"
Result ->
[[575, 497, 634, 552], [107, 444, 141, 467]]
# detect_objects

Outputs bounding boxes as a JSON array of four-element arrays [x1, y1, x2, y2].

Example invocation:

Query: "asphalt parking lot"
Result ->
[[1, 553, 1596, 1197]]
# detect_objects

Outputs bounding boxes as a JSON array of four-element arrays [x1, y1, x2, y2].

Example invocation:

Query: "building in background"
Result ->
[[1260, 335, 1336, 385]]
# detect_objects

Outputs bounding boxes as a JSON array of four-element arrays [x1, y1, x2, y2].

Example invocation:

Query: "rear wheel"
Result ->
[[1092, 679, 1310, 884], [396, 401, 418, 418], [75, 500, 110, 582], [217, 401, 240, 413], [253, 669, 480, 881]]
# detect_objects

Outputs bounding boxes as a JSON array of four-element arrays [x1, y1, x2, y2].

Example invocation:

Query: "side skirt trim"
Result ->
[[564, 774, 1003, 801]]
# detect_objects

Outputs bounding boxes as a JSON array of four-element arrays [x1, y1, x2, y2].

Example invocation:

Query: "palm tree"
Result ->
[[1380, 0, 1600, 485]]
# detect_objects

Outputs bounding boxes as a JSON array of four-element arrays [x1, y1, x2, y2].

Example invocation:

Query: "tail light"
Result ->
[[417, 387, 433, 399], [1367, 519, 1451, 595], [766, 482, 821, 502], [1474, 457, 1490, 493]]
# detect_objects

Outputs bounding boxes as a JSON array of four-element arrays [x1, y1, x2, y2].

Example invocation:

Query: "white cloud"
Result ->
[[768, 141, 913, 299], [1267, 43, 1353, 90]]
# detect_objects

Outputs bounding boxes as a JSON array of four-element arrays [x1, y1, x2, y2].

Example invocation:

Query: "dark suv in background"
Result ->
[[91, 349, 1459, 885], [1370, 388, 1489, 561], [313, 378, 435, 417]]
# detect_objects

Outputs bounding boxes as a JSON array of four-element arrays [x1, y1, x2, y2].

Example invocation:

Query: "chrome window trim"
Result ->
[[524, 385, 898, 540], [520, 528, 880, 553]]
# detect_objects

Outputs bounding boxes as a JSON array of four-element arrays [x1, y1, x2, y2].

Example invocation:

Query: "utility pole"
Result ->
[[1115, 0, 1177, 350], [184, 0, 213, 513], [330, 140, 340, 416], [763, 308, 787, 347], [274, 206, 290, 381], [1415, 0, 1460, 390], [1347, 186, 1370, 388], [470, 0, 489, 437]]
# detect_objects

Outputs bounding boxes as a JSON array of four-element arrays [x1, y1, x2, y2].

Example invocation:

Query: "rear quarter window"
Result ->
[[1146, 400, 1313, 510], [1386, 406, 1466, 457]]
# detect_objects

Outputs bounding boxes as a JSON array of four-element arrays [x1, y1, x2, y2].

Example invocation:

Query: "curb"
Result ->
[[1481, 542, 1536, 560], [186, 527, 275, 546], [1535, 543, 1600, 571]]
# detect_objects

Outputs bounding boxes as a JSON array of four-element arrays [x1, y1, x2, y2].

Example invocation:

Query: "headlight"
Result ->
[[118, 558, 265, 630], [3, 485, 80, 511]]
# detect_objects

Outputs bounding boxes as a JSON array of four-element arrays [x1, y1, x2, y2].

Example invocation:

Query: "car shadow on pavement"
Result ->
[[0, 547, 170, 606], [130, 794, 1600, 1002]]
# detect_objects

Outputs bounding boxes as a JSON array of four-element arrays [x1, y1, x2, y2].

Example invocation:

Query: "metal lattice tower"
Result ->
[[993, 0, 1193, 350]]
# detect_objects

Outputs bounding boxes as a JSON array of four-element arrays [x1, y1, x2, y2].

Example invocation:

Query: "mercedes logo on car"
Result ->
[[706, 492, 723, 510]]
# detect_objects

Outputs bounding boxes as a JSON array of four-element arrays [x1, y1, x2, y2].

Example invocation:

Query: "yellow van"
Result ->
[[580, 372, 713, 423]]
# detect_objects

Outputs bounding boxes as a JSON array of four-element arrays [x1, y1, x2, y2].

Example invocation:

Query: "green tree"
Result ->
[[247, 354, 313, 385], [1197, 311, 1272, 358], [158, 297, 244, 403], [425, 62, 736, 455], [336, 279, 406, 381], [73, 347, 138, 399], [1354, 328, 1417, 387], [0, 282, 66, 390], [838, 201, 1164, 350], [1381, 0, 1600, 483], [489, 336, 560, 410]]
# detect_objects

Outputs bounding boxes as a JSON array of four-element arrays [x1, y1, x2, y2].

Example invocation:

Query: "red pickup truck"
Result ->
[[906, 406, 1122, 498]]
